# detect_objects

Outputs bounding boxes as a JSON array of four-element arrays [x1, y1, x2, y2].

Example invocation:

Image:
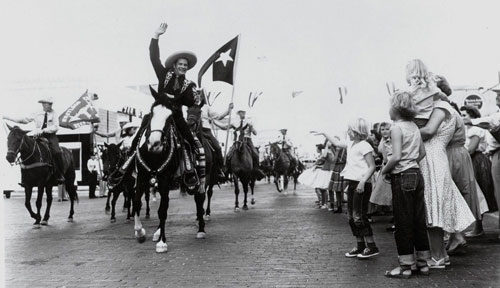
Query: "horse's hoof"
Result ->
[[196, 232, 206, 239], [155, 241, 168, 253], [251, 199, 256, 205], [33, 223, 41, 229], [135, 228, 146, 243], [41, 220, 48, 226], [234, 207, 240, 212], [204, 215, 211, 221], [145, 214, 150, 220], [152, 228, 161, 242], [110, 218, 116, 223], [242, 205, 249, 211], [67, 217, 73, 223]]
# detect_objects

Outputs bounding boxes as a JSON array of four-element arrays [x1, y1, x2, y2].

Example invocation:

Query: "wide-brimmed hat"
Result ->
[[164, 51, 197, 70], [122, 121, 140, 130], [279, 129, 287, 134], [38, 96, 53, 104], [236, 110, 246, 115]]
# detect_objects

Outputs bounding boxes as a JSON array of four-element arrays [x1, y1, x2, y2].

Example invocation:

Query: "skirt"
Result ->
[[329, 163, 346, 192], [299, 168, 333, 190], [447, 146, 483, 220], [369, 170, 392, 206], [471, 151, 498, 212]]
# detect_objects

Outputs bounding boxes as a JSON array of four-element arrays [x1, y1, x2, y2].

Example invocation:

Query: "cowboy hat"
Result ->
[[236, 109, 246, 115], [279, 129, 288, 134], [122, 121, 140, 130], [38, 96, 53, 104], [164, 51, 197, 70]]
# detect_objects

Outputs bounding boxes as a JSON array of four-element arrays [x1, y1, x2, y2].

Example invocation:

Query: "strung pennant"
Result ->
[[338, 87, 344, 104]]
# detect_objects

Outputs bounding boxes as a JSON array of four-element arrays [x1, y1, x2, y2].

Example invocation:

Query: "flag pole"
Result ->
[[223, 34, 241, 158]]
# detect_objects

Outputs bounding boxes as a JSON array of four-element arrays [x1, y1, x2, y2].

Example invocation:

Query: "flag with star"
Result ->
[[198, 35, 239, 86]]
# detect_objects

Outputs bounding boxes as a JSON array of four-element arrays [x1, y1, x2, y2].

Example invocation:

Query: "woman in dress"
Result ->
[[419, 99, 475, 267], [443, 103, 488, 254]]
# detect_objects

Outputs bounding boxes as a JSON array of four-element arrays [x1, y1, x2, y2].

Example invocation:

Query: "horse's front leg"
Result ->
[[126, 182, 133, 221], [24, 186, 38, 225], [233, 174, 240, 211], [242, 179, 249, 210], [42, 185, 53, 225], [155, 182, 169, 253], [133, 180, 146, 243], [205, 183, 213, 220], [110, 188, 120, 223], [34, 184, 44, 226], [105, 189, 112, 213], [195, 191, 206, 238], [145, 188, 150, 219], [250, 179, 256, 205]]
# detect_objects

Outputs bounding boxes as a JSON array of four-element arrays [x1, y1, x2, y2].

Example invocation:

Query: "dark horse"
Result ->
[[269, 142, 295, 192], [101, 142, 137, 223], [229, 135, 256, 211], [186, 104, 217, 221], [133, 86, 206, 253], [6, 126, 78, 227]]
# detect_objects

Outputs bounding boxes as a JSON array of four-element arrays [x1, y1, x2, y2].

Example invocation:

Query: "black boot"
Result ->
[[52, 152, 65, 184]]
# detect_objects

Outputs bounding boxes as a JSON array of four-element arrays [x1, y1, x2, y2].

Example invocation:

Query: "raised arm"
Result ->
[[312, 131, 347, 148], [2, 115, 33, 124], [419, 108, 447, 141], [150, 23, 168, 80]]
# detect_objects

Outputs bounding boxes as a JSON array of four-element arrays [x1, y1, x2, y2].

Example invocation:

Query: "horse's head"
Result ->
[[186, 104, 202, 133], [103, 142, 123, 172], [269, 142, 280, 157], [148, 85, 172, 154], [6, 125, 27, 163]]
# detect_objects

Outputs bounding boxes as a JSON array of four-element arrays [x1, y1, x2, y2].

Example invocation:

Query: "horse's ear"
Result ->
[[117, 141, 123, 148], [149, 85, 159, 100], [6, 123, 14, 131], [103, 142, 109, 148]]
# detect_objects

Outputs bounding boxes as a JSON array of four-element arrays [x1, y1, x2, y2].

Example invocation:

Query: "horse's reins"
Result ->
[[7, 134, 49, 169], [135, 124, 177, 186]]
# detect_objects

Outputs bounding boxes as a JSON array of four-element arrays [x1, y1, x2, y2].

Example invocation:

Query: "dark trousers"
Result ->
[[245, 138, 260, 169], [173, 111, 197, 149], [202, 128, 223, 168], [45, 133, 64, 173], [390, 168, 430, 256], [347, 181, 373, 237], [89, 171, 98, 198]]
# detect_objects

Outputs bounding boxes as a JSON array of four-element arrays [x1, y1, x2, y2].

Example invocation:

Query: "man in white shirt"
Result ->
[[464, 92, 500, 234], [199, 95, 233, 181], [87, 154, 101, 199], [3, 96, 65, 184]]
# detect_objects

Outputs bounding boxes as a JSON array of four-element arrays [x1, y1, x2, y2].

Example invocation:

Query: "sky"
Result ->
[[1, 0, 500, 156]]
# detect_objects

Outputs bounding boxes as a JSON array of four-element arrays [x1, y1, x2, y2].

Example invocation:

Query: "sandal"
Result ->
[[384, 266, 412, 279]]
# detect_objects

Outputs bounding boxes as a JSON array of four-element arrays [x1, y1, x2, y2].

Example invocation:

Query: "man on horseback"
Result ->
[[277, 128, 298, 172], [225, 110, 265, 180], [3, 96, 65, 184], [198, 90, 233, 181]]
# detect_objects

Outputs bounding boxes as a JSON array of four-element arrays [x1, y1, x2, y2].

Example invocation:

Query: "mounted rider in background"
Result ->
[[3, 96, 65, 184], [225, 110, 265, 180]]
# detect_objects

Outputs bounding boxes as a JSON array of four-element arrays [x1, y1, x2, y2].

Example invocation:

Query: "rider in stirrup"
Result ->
[[225, 109, 266, 180], [277, 128, 298, 171], [3, 96, 65, 184]]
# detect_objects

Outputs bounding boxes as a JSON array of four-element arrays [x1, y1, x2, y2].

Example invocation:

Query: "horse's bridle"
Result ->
[[7, 134, 39, 166]]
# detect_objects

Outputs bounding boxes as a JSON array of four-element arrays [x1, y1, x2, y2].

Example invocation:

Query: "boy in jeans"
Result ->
[[381, 91, 430, 278]]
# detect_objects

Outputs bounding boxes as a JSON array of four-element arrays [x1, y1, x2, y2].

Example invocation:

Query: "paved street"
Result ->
[[2, 182, 500, 288]]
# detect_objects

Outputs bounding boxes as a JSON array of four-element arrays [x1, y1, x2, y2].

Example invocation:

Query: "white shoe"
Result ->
[[428, 257, 445, 269]]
